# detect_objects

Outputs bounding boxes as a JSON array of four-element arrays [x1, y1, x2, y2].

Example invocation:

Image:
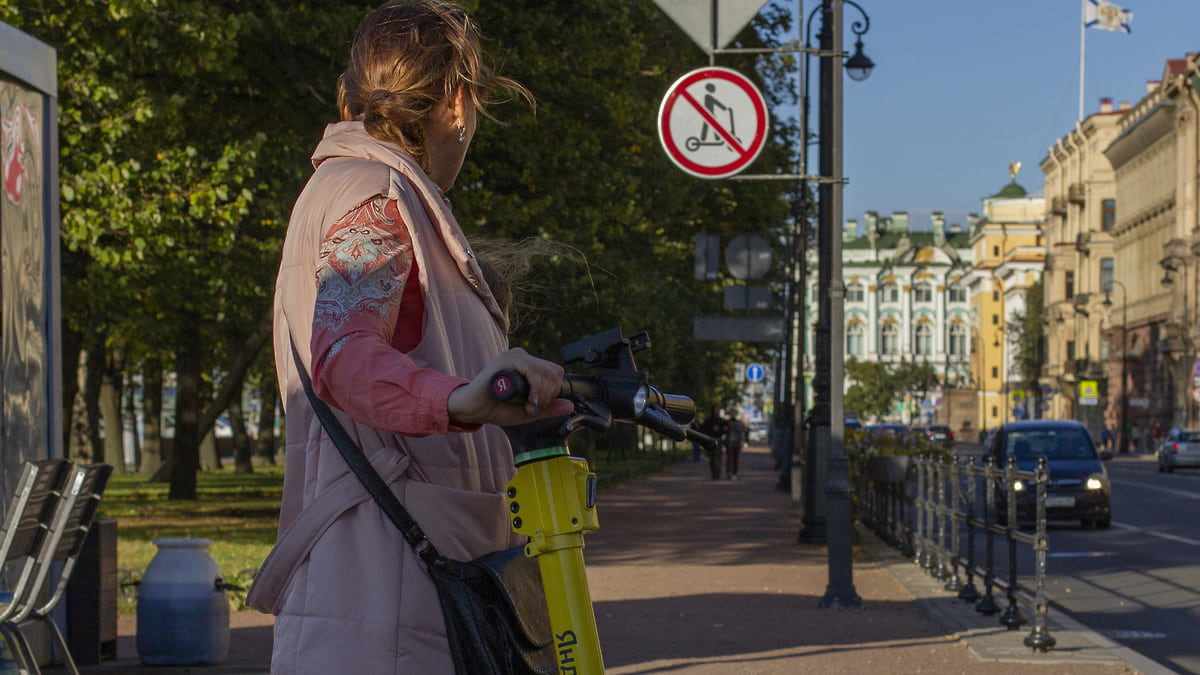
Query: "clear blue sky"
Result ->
[[778, 0, 1200, 233]]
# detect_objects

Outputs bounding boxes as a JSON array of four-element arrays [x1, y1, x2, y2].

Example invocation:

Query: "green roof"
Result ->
[[990, 181, 1028, 199], [843, 230, 971, 250]]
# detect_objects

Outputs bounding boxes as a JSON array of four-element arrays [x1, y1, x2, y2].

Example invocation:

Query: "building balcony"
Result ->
[[1068, 182, 1086, 205], [1050, 196, 1068, 216], [1075, 232, 1091, 255]]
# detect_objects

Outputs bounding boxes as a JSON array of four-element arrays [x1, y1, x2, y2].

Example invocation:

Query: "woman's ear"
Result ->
[[450, 84, 467, 127]]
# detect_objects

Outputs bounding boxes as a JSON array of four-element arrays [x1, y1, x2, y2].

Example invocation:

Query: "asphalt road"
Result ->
[[943, 448, 1200, 674], [1035, 453, 1200, 674]]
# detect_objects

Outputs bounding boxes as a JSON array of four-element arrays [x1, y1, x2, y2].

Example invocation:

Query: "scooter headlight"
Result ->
[[632, 385, 649, 417]]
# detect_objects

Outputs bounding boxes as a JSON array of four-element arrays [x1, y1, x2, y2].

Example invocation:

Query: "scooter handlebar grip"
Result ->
[[654, 390, 696, 425], [489, 370, 529, 402]]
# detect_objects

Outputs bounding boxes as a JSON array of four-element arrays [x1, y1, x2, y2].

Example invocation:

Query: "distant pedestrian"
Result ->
[[1100, 426, 1114, 452], [1129, 423, 1141, 454], [698, 405, 728, 480], [724, 411, 747, 480]]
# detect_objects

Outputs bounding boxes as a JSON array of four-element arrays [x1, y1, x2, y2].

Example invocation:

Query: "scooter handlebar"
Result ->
[[488, 370, 698, 435]]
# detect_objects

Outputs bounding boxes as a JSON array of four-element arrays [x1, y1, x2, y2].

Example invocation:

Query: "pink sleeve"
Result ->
[[309, 196, 476, 436]]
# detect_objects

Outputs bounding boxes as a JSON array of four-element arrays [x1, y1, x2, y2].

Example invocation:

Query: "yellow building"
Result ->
[[1103, 55, 1200, 434], [962, 169, 1045, 433], [1040, 97, 1124, 434]]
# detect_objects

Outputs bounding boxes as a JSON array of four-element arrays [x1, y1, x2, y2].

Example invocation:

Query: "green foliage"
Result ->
[[1008, 278, 1045, 392], [843, 427, 951, 493], [2, 0, 799, 490], [845, 358, 894, 418], [845, 357, 942, 420]]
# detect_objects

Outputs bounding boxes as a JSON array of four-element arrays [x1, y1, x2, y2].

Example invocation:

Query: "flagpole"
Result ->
[[1079, 0, 1086, 121]]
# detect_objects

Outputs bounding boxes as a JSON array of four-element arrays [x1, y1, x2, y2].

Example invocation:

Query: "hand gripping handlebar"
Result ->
[[487, 328, 718, 452]]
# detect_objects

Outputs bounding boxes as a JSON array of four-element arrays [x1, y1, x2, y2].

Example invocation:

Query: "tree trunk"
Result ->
[[229, 393, 253, 474], [99, 346, 125, 472], [124, 378, 141, 469], [61, 323, 83, 458], [255, 384, 277, 466], [198, 308, 274, 440], [169, 311, 202, 500], [82, 337, 106, 463], [139, 359, 164, 475], [200, 428, 221, 472], [199, 379, 222, 472]]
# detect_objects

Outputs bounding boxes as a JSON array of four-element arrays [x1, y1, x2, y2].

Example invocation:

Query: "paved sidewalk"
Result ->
[[50, 445, 1158, 674]]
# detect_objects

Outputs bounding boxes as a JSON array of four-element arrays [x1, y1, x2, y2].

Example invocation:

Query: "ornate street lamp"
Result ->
[[1103, 282, 1128, 453], [801, 0, 873, 611]]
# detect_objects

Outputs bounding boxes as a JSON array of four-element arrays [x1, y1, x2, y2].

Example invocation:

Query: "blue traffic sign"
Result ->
[[746, 363, 765, 383]]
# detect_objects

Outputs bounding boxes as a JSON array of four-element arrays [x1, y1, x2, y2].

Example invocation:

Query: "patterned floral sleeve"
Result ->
[[310, 196, 471, 436]]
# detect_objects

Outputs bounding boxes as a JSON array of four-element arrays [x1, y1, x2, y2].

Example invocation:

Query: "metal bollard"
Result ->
[[944, 455, 964, 592], [1000, 460, 1028, 629], [958, 457, 981, 603], [1024, 457, 1056, 651], [976, 456, 1000, 616], [934, 459, 950, 581], [921, 458, 936, 571], [913, 457, 927, 568]]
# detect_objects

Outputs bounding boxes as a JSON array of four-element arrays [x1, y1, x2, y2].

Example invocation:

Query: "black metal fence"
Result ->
[[857, 453, 1056, 653]]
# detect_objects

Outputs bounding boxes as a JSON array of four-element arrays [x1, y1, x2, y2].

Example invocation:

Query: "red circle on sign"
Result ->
[[657, 67, 769, 179]]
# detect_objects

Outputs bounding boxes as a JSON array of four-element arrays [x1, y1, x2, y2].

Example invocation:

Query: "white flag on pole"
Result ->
[[1084, 0, 1132, 33]]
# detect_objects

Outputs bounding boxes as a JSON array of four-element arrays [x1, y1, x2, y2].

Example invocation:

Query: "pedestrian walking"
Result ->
[[724, 411, 747, 480], [698, 405, 728, 480]]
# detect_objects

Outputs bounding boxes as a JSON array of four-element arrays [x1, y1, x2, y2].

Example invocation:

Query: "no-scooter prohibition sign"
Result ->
[[657, 67, 769, 179]]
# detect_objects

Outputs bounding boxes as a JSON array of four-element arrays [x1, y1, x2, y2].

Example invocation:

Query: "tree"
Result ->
[[845, 358, 895, 419], [2, 0, 800, 494], [1007, 279, 1045, 394]]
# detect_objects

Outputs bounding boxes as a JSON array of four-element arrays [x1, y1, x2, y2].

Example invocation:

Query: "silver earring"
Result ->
[[457, 124, 466, 143]]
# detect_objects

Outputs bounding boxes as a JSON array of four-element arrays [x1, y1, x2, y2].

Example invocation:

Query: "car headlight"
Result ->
[[1086, 477, 1103, 490]]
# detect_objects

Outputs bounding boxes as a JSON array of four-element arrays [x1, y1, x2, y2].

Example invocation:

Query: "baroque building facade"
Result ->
[[811, 211, 973, 423], [1102, 55, 1200, 437], [961, 175, 1045, 434], [1041, 96, 1124, 440]]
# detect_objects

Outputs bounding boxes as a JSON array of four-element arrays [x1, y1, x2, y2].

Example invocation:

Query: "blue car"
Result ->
[[988, 420, 1112, 529]]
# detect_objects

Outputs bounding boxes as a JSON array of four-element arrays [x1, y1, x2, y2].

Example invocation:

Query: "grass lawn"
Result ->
[[101, 449, 686, 612], [99, 465, 284, 611]]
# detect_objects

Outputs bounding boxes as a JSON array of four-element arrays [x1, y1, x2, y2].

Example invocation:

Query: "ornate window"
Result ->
[[846, 282, 864, 303], [948, 323, 967, 357], [847, 323, 864, 356], [913, 283, 933, 303], [914, 323, 933, 356], [880, 323, 899, 356], [880, 283, 900, 304], [948, 285, 966, 303]]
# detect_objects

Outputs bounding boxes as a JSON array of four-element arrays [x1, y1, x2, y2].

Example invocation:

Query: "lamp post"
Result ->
[[1161, 258, 1191, 429], [1102, 281, 1128, 454], [800, 0, 871, 610], [798, 0, 874, 543]]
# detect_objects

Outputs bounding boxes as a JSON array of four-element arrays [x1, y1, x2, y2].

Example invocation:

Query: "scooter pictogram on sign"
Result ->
[[658, 67, 768, 179]]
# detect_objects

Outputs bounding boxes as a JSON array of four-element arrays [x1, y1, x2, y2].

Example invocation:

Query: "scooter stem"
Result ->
[[506, 447, 604, 674]]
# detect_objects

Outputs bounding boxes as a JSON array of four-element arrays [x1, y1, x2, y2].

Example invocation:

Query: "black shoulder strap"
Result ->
[[289, 338, 441, 565]]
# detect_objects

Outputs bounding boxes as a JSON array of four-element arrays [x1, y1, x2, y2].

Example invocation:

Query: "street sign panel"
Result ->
[[658, 67, 768, 179], [1079, 380, 1098, 406], [725, 233, 772, 280], [746, 363, 765, 383], [651, 0, 771, 52], [694, 316, 783, 342]]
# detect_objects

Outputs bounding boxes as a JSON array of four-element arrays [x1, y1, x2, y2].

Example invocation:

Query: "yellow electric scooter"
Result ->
[[489, 328, 717, 675]]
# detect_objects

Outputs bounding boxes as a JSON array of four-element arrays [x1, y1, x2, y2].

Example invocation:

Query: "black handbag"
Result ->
[[290, 341, 557, 675]]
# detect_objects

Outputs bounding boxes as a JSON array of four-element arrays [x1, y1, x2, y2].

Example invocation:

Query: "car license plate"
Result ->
[[1046, 496, 1075, 508]]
